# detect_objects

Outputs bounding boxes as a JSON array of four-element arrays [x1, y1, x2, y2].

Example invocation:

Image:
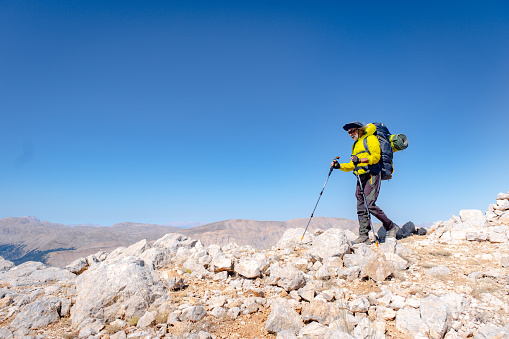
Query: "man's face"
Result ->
[[348, 128, 360, 141]]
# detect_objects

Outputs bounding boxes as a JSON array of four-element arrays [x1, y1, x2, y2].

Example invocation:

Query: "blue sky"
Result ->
[[1, 1, 508, 226]]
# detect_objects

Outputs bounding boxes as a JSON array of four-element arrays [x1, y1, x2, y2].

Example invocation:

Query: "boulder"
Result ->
[[426, 265, 450, 278], [210, 306, 226, 318], [301, 299, 341, 325], [459, 210, 487, 227], [211, 254, 233, 273], [0, 262, 75, 287], [396, 307, 429, 337], [488, 226, 508, 243], [181, 306, 207, 322], [71, 256, 166, 327], [153, 233, 197, 254], [66, 257, 89, 275], [10, 296, 61, 329], [306, 228, 350, 260], [276, 329, 298, 339], [234, 253, 267, 279], [0, 328, 13, 339], [376, 306, 396, 320], [474, 325, 509, 339], [420, 294, 451, 339], [270, 265, 306, 292], [276, 228, 313, 249], [401, 221, 416, 236], [499, 211, 509, 224], [298, 322, 329, 339], [137, 310, 157, 328], [349, 297, 369, 313], [353, 318, 384, 339], [266, 298, 304, 334], [360, 255, 394, 282], [384, 253, 410, 270], [0, 257, 14, 272], [139, 248, 171, 269]]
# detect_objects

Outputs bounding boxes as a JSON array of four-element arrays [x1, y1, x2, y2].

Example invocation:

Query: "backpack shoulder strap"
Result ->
[[363, 137, 371, 155]]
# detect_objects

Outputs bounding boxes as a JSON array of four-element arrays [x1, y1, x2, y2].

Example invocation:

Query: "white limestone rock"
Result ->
[[383, 253, 410, 270], [474, 325, 509, 338], [137, 310, 157, 328], [153, 233, 198, 254], [300, 299, 341, 325], [66, 257, 89, 275], [10, 295, 61, 329], [420, 294, 451, 339], [0, 261, 75, 287], [349, 297, 369, 313], [306, 228, 350, 260], [376, 306, 396, 321], [360, 255, 394, 282], [181, 306, 207, 322], [234, 255, 266, 279], [488, 226, 509, 243], [0, 257, 14, 272], [276, 329, 298, 339], [459, 209, 487, 227], [265, 298, 304, 334], [396, 307, 429, 337], [426, 265, 450, 278], [276, 228, 313, 249], [270, 264, 306, 292], [71, 256, 166, 327], [0, 328, 13, 339], [298, 321, 329, 339], [139, 247, 171, 269]]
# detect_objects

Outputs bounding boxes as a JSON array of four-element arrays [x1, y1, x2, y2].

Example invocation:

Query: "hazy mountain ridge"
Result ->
[[0, 217, 184, 266], [0, 216, 361, 267]]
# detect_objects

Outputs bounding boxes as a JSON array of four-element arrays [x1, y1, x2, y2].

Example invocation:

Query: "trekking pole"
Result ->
[[353, 169, 380, 247], [301, 157, 339, 242]]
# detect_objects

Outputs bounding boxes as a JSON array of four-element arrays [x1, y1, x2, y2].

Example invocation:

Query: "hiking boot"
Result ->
[[352, 234, 370, 244], [386, 225, 400, 239]]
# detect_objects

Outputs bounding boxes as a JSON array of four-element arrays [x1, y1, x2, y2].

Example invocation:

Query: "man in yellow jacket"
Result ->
[[333, 121, 399, 244]]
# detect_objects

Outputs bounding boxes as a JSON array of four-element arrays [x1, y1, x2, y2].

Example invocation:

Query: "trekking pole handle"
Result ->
[[301, 156, 340, 242], [329, 156, 340, 175]]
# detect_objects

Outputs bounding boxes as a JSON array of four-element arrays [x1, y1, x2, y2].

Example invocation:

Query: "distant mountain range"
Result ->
[[0, 216, 362, 267]]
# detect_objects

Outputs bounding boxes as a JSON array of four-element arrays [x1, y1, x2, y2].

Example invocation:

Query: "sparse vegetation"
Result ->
[[472, 279, 499, 299], [156, 312, 169, 325], [429, 250, 452, 257], [420, 262, 436, 269], [128, 316, 139, 326]]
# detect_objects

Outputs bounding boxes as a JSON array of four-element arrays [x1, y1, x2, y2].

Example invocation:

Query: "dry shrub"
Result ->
[[170, 319, 212, 338], [156, 312, 169, 325], [429, 250, 452, 257], [128, 316, 139, 326], [472, 279, 499, 299], [420, 262, 436, 269]]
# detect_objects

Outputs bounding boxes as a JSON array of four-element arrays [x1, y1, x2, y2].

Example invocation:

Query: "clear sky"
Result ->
[[1, 1, 508, 226]]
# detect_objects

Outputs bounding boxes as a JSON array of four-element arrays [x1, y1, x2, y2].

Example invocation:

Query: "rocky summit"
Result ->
[[0, 193, 508, 339]]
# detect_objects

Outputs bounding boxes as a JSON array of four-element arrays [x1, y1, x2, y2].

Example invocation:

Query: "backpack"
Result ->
[[362, 122, 408, 180]]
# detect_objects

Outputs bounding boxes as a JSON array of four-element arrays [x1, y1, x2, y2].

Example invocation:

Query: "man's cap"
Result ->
[[342, 121, 364, 131]]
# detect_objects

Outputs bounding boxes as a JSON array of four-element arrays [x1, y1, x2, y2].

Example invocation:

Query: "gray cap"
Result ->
[[342, 121, 364, 131]]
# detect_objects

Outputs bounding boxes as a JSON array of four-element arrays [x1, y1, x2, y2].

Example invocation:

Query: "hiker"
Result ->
[[332, 121, 399, 244]]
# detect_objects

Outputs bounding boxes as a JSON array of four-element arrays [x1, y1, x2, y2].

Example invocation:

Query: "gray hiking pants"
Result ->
[[355, 173, 395, 235]]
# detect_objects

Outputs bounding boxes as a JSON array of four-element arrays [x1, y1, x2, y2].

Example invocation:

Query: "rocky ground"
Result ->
[[0, 192, 508, 339]]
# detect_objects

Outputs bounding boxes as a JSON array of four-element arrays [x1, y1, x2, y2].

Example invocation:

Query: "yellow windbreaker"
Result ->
[[340, 123, 381, 175]]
